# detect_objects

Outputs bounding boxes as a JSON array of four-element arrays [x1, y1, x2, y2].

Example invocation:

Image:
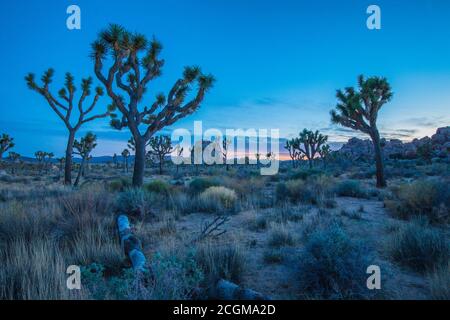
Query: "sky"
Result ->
[[0, 0, 449, 157]]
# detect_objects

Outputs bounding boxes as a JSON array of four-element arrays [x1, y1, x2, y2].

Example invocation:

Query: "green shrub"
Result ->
[[115, 188, 152, 216], [188, 178, 222, 195], [298, 225, 373, 299], [108, 178, 131, 192], [334, 180, 367, 198], [144, 180, 171, 195], [387, 220, 449, 273]]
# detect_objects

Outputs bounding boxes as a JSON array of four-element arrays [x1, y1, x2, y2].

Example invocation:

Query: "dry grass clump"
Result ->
[[428, 263, 450, 300], [268, 223, 296, 247], [385, 178, 450, 224]]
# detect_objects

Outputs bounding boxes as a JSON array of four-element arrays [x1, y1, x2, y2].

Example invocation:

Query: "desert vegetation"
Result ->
[[0, 22, 449, 301]]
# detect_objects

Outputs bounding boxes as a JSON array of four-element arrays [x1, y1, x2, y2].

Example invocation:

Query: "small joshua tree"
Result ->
[[25, 70, 109, 185], [148, 135, 173, 175], [91, 24, 215, 186], [122, 149, 130, 173], [174, 144, 184, 174], [222, 138, 231, 171], [73, 132, 97, 186], [297, 129, 328, 169], [112, 153, 118, 169], [331, 75, 393, 188], [0, 134, 15, 160], [8, 152, 21, 174], [319, 144, 331, 167], [35, 151, 46, 173], [285, 138, 301, 168]]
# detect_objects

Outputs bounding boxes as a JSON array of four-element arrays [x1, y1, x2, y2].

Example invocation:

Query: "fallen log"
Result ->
[[116, 214, 147, 272], [208, 279, 271, 300]]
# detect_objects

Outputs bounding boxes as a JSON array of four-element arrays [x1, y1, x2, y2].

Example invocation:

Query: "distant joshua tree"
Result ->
[[73, 132, 97, 186], [297, 129, 328, 169], [222, 138, 231, 171], [319, 144, 331, 167], [148, 135, 173, 175], [285, 138, 301, 168], [331, 75, 393, 188], [35, 151, 46, 173], [112, 153, 118, 168], [8, 152, 21, 174], [173, 144, 184, 174], [0, 134, 14, 160], [91, 24, 215, 186], [122, 149, 130, 173], [25, 69, 109, 185]]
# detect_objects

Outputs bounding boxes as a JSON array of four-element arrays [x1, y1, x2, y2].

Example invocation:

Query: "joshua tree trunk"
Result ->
[[132, 138, 146, 187], [159, 155, 163, 175], [370, 129, 386, 188], [64, 131, 75, 185], [74, 158, 85, 187]]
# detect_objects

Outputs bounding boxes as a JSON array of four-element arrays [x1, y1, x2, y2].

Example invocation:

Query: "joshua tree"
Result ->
[[297, 129, 328, 169], [331, 75, 392, 188], [148, 135, 173, 175], [122, 149, 130, 173], [174, 144, 184, 174], [285, 138, 301, 168], [0, 134, 14, 160], [35, 151, 46, 173], [57, 157, 65, 176], [91, 24, 215, 186], [73, 132, 97, 186], [112, 153, 118, 168], [222, 138, 231, 171], [25, 69, 109, 185], [8, 152, 21, 174], [319, 144, 331, 167]]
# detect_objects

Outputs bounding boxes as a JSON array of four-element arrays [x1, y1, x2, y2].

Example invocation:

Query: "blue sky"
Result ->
[[0, 0, 449, 157]]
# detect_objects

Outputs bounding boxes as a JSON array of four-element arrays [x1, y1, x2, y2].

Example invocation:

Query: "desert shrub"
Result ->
[[198, 186, 238, 213], [334, 180, 367, 198], [428, 263, 450, 300], [81, 251, 204, 300], [188, 177, 222, 195], [289, 168, 322, 180], [386, 178, 450, 224], [247, 214, 268, 231], [144, 180, 171, 195], [275, 182, 289, 203], [298, 225, 372, 299], [285, 179, 315, 204], [268, 224, 296, 247], [108, 177, 131, 192], [263, 249, 284, 264], [115, 188, 153, 217], [387, 220, 449, 273], [195, 242, 245, 283]]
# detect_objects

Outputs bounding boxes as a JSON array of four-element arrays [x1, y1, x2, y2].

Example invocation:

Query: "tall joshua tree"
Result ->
[[73, 132, 97, 186], [297, 129, 328, 169], [331, 75, 392, 188], [148, 135, 173, 175], [25, 70, 109, 185], [0, 134, 14, 160], [91, 24, 215, 186]]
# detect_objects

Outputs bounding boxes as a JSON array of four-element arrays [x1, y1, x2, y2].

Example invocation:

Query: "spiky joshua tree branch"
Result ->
[[0, 134, 15, 160], [91, 24, 215, 186]]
